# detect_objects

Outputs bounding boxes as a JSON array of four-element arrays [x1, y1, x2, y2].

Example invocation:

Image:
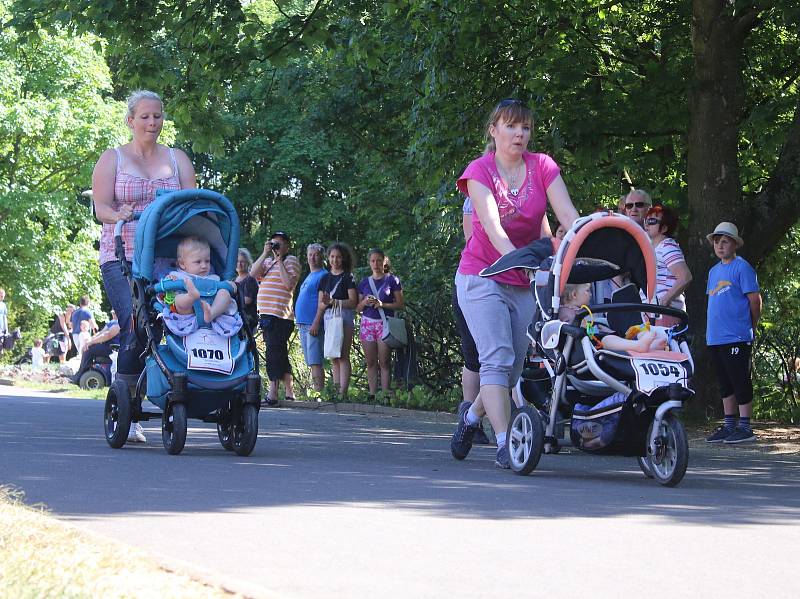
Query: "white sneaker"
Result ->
[[128, 422, 146, 443]]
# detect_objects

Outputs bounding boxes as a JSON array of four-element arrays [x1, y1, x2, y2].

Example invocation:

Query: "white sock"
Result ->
[[465, 403, 481, 426], [495, 432, 507, 448]]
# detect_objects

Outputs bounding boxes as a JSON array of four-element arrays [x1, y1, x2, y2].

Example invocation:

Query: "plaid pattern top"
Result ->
[[99, 147, 181, 265]]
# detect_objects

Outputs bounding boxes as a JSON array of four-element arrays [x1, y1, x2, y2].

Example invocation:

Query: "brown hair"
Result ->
[[484, 99, 533, 154], [646, 205, 679, 238]]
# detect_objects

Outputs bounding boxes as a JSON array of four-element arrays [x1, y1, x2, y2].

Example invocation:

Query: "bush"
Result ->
[[753, 321, 800, 423]]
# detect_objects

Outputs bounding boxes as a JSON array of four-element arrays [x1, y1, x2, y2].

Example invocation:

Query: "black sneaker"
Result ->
[[495, 444, 510, 469], [705, 426, 734, 443], [450, 401, 478, 460], [262, 395, 279, 407], [473, 422, 492, 445], [723, 427, 757, 444]]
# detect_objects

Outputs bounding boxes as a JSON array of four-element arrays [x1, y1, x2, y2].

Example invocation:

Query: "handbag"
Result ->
[[323, 301, 344, 359], [368, 277, 407, 349]]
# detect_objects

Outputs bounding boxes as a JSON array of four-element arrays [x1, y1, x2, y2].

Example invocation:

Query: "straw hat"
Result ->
[[706, 222, 743, 247]]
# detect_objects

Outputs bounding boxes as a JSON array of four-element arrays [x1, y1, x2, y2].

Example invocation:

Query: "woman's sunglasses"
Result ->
[[498, 98, 529, 109], [645, 217, 662, 226]]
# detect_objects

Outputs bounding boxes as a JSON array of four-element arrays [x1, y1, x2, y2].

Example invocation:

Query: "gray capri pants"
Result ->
[[455, 271, 535, 388]]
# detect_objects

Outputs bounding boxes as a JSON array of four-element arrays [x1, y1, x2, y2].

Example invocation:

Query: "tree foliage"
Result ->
[[0, 3, 126, 341], [8, 0, 800, 417]]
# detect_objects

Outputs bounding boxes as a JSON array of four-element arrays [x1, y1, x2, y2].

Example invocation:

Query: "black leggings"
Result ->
[[452, 286, 480, 373], [260, 315, 294, 381], [709, 342, 754, 405]]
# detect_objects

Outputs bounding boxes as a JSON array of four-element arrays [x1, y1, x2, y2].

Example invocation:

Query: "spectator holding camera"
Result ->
[[251, 231, 300, 406]]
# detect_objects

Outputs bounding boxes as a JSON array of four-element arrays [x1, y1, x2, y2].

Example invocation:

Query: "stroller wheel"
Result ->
[[162, 402, 187, 455], [507, 404, 544, 475], [104, 381, 131, 449], [217, 410, 234, 451], [647, 413, 688, 487], [232, 403, 258, 457], [80, 370, 106, 391], [636, 456, 655, 479]]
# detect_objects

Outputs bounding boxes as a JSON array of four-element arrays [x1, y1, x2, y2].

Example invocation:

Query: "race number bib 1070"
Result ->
[[632, 359, 687, 396], [184, 330, 234, 375]]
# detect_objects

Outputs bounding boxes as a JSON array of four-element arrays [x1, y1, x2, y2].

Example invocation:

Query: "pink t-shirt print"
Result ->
[[456, 151, 561, 287], [490, 170, 521, 222]]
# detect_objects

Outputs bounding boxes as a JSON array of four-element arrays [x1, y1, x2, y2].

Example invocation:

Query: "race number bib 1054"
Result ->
[[632, 359, 687, 396], [184, 330, 234, 375]]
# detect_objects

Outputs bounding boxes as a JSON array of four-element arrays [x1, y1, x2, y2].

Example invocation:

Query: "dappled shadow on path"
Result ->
[[2, 394, 799, 527]]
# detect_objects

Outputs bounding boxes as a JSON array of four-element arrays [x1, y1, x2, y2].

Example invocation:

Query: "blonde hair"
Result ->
[[563, 282, 590, 304], [177, 236, 210, 261], [484, 100, 533, 154], [125, 90, 163, 126]]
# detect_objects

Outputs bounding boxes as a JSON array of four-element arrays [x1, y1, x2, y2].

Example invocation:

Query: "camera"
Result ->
[[270, 240, 281, 250]]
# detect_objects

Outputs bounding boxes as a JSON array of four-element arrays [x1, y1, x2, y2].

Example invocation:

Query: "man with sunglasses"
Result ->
[[622, 189, 652, 227]]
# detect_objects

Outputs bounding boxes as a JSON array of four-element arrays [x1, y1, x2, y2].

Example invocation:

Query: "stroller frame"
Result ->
[[103, 189, 262, 456], [485, 212, 695, 486]]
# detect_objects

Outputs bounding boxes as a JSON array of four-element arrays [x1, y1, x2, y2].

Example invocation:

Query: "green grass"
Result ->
[[0, 487, 239, 598], [10, 378, 106, 401]]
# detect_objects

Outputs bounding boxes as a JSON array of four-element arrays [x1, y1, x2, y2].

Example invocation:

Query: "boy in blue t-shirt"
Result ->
[[705, 222, 762, 444]]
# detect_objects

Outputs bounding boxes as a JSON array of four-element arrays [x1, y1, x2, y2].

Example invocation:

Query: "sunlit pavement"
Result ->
[[1, 388, 798, 599]]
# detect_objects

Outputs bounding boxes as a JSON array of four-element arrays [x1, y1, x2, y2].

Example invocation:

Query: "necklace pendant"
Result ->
[[510, 187, 520, 196]]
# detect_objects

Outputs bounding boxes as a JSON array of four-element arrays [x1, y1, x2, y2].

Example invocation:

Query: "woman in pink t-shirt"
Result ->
[[450, 99, 579, 469]]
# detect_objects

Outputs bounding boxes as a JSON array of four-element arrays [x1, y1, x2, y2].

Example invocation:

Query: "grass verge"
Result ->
[[9, 379, 106, 401], [0, 487, 241, 598]]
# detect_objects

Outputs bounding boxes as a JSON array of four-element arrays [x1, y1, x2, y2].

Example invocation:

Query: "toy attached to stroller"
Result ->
[[103, 189, 261, 456], [483, 211, 694, 486]]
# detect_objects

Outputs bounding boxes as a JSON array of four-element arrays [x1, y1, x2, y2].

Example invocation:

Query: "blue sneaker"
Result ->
[[451, 401, 478, 460], [706, 426, 734, 443], [723, 427, 757, 444], [495, 444, 510, 469]]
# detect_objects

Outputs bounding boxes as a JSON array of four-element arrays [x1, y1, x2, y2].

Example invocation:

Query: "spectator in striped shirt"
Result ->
[[251, 231, 301, 406], [645, 205, 693, 326]]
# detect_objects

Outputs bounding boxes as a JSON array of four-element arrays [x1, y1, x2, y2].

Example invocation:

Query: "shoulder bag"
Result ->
[[368, 277, 407, 349]]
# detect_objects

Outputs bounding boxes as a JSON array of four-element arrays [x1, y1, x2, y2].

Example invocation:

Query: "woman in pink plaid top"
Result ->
[[91, 90, 196, 443]]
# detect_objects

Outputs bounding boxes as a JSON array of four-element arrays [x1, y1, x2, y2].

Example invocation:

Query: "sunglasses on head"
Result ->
[[625, 201, 648, 209], [498, 98, 529, 109], [645, 217, 661, 226]]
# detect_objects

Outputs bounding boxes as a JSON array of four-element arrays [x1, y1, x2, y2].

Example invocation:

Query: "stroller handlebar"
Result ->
[[113, 214, 143, 264], [575, 302, 689, 326]]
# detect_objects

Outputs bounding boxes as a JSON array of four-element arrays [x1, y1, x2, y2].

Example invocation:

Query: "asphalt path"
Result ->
[[1, 388, 799, 598]]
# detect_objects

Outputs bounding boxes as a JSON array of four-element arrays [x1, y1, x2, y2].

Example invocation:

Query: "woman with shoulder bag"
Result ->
[[313, 243, 358, 399], [356, 249, 405, 400]]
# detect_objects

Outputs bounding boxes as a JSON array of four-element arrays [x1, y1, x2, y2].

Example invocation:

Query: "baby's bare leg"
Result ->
[[204, 289, 233, 321], [649, 334, 668, 351], [173, 278, 201, 314], [602, 333, 651, 353]]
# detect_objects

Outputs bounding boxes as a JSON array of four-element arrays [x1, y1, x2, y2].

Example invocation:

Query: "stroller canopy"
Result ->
[[556, 212, 656, 301], [132, 189, 240, 281]]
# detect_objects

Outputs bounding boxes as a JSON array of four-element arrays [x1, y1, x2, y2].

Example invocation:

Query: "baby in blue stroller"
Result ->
[[103, 189, 262, 456]]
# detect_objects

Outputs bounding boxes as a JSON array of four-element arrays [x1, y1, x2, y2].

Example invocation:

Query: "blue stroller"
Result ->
[[103, 189, 261, 456]]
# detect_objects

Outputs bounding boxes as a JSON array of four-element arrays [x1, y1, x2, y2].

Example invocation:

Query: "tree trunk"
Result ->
[[685, 1, 750, 417]]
